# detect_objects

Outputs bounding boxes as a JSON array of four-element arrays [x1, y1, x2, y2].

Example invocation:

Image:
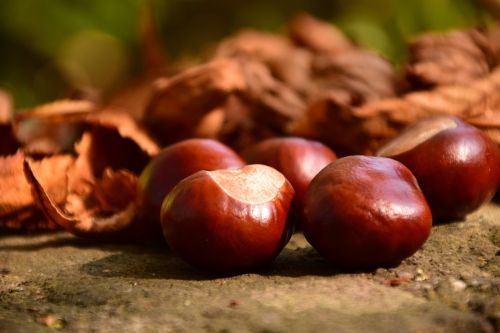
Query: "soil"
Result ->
[[0, 203, 499, 333]]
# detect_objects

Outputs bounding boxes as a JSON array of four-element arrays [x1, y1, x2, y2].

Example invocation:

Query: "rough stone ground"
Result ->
[[0, 203, 499, 333]]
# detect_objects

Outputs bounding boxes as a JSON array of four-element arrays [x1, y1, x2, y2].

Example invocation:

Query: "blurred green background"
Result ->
[[0, 0, 492, 109]]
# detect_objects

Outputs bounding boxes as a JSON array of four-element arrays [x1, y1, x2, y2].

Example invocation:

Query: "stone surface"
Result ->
[[1, 204, 499, 332]]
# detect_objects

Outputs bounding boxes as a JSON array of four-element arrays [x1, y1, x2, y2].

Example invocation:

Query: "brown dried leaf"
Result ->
[[488, 25, 500, 66], [84, 109, 160, 157], [14, 99, 96, 123], [15, 100, 159, 173], [13, 100, 94, 155], [16, 100, 159, 157], [24, 160, 139, 240], [213, 30, 313, 93], [292, 66, 500, 154], [203, 95, 277, 152], [144, 58, 247, 144], [238, 60, 306, 132], [310, 50, 398, 104], [288, 13, 353, 54], [0, 152, 72, 218], [406, 29, 495, 88]]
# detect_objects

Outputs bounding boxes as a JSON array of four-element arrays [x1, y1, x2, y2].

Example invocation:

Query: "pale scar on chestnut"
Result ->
[[210, 164, 286, 204], [377, 116, 458, 157]]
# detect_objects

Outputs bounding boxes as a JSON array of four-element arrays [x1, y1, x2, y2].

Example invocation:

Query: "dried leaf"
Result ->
[[488, 25, 500, 66], [204, 95, 277, 152], [144, 58, 247, 144], [14, 99, 96, 122], [0, 152, 72, 218], [13, 100, 94, 155], [15, 100, 159, 173], [213, 30, 313, 93], [406, 29, 495, 88], [0, 152, 71, 229], [292, 66, 500, 154], [86, 109, 159, 156], [238, 60, 306, 132], [24, 160, 140, 240], [310, 50, 398, 104], [288, 13, 353, 54]]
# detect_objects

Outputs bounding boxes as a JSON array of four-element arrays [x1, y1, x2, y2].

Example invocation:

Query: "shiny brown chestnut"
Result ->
[[302, 156, 432, 269], [161, 164, 294, 273], [377, 116, 500, 220], [242, 137, 336, 208], [137, 139, 244, 231]]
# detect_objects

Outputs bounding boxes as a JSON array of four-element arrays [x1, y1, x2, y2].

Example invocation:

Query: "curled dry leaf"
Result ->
[[238, 60, 306, 132], [83, 110, 159, 175], [288, 13, 353, 54], [292, 66, 500, 154], [144, 58, 247, 144], [488, 25, 500, 66], [196, 95, 277, 152], [24, 160, 144, 241], [311, 50, 398, 104], [14, 99, 95, 155], [213, 30, 313, 93], [406, 29, 495, 88], [15, 100, 159, 173], [0, 152, 72, 229]]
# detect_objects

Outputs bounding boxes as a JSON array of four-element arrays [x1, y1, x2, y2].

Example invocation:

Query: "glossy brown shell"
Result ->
[[137, 139, 245, 228], [160, 169, 294, 273], [389, 127, 500, 220], [302, 156, 432, 269]]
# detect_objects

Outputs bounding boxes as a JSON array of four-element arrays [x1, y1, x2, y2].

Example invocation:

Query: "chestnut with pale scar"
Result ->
[[161, 164, 294, 273], [377, 115, 500, 220]]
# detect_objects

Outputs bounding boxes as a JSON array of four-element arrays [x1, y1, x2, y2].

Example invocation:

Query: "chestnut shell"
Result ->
[[302, 156, 432, 269], [379, 119, 500, 220], [160, 166, 295, 273], [137, 139, 245, 231], [242, 137, 336, 206]]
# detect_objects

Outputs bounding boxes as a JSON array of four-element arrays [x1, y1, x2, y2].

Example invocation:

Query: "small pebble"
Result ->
[[38, 315, 65, 330], [449, 278, 467, 292], [414, 268, 428, 282]]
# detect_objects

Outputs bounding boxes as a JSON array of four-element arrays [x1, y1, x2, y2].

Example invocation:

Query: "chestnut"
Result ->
[[377, 116, 500, 220], [302, 156, 432, 269], [161, 164, 294, 273], [137, 139, 245, 230], [242, 137, 336, 208]]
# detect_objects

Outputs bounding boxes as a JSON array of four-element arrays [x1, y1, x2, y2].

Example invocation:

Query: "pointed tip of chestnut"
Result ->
[[302, 156, 432, 269], [161, 164, 294, 273], [377, 116, 500, 220]]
